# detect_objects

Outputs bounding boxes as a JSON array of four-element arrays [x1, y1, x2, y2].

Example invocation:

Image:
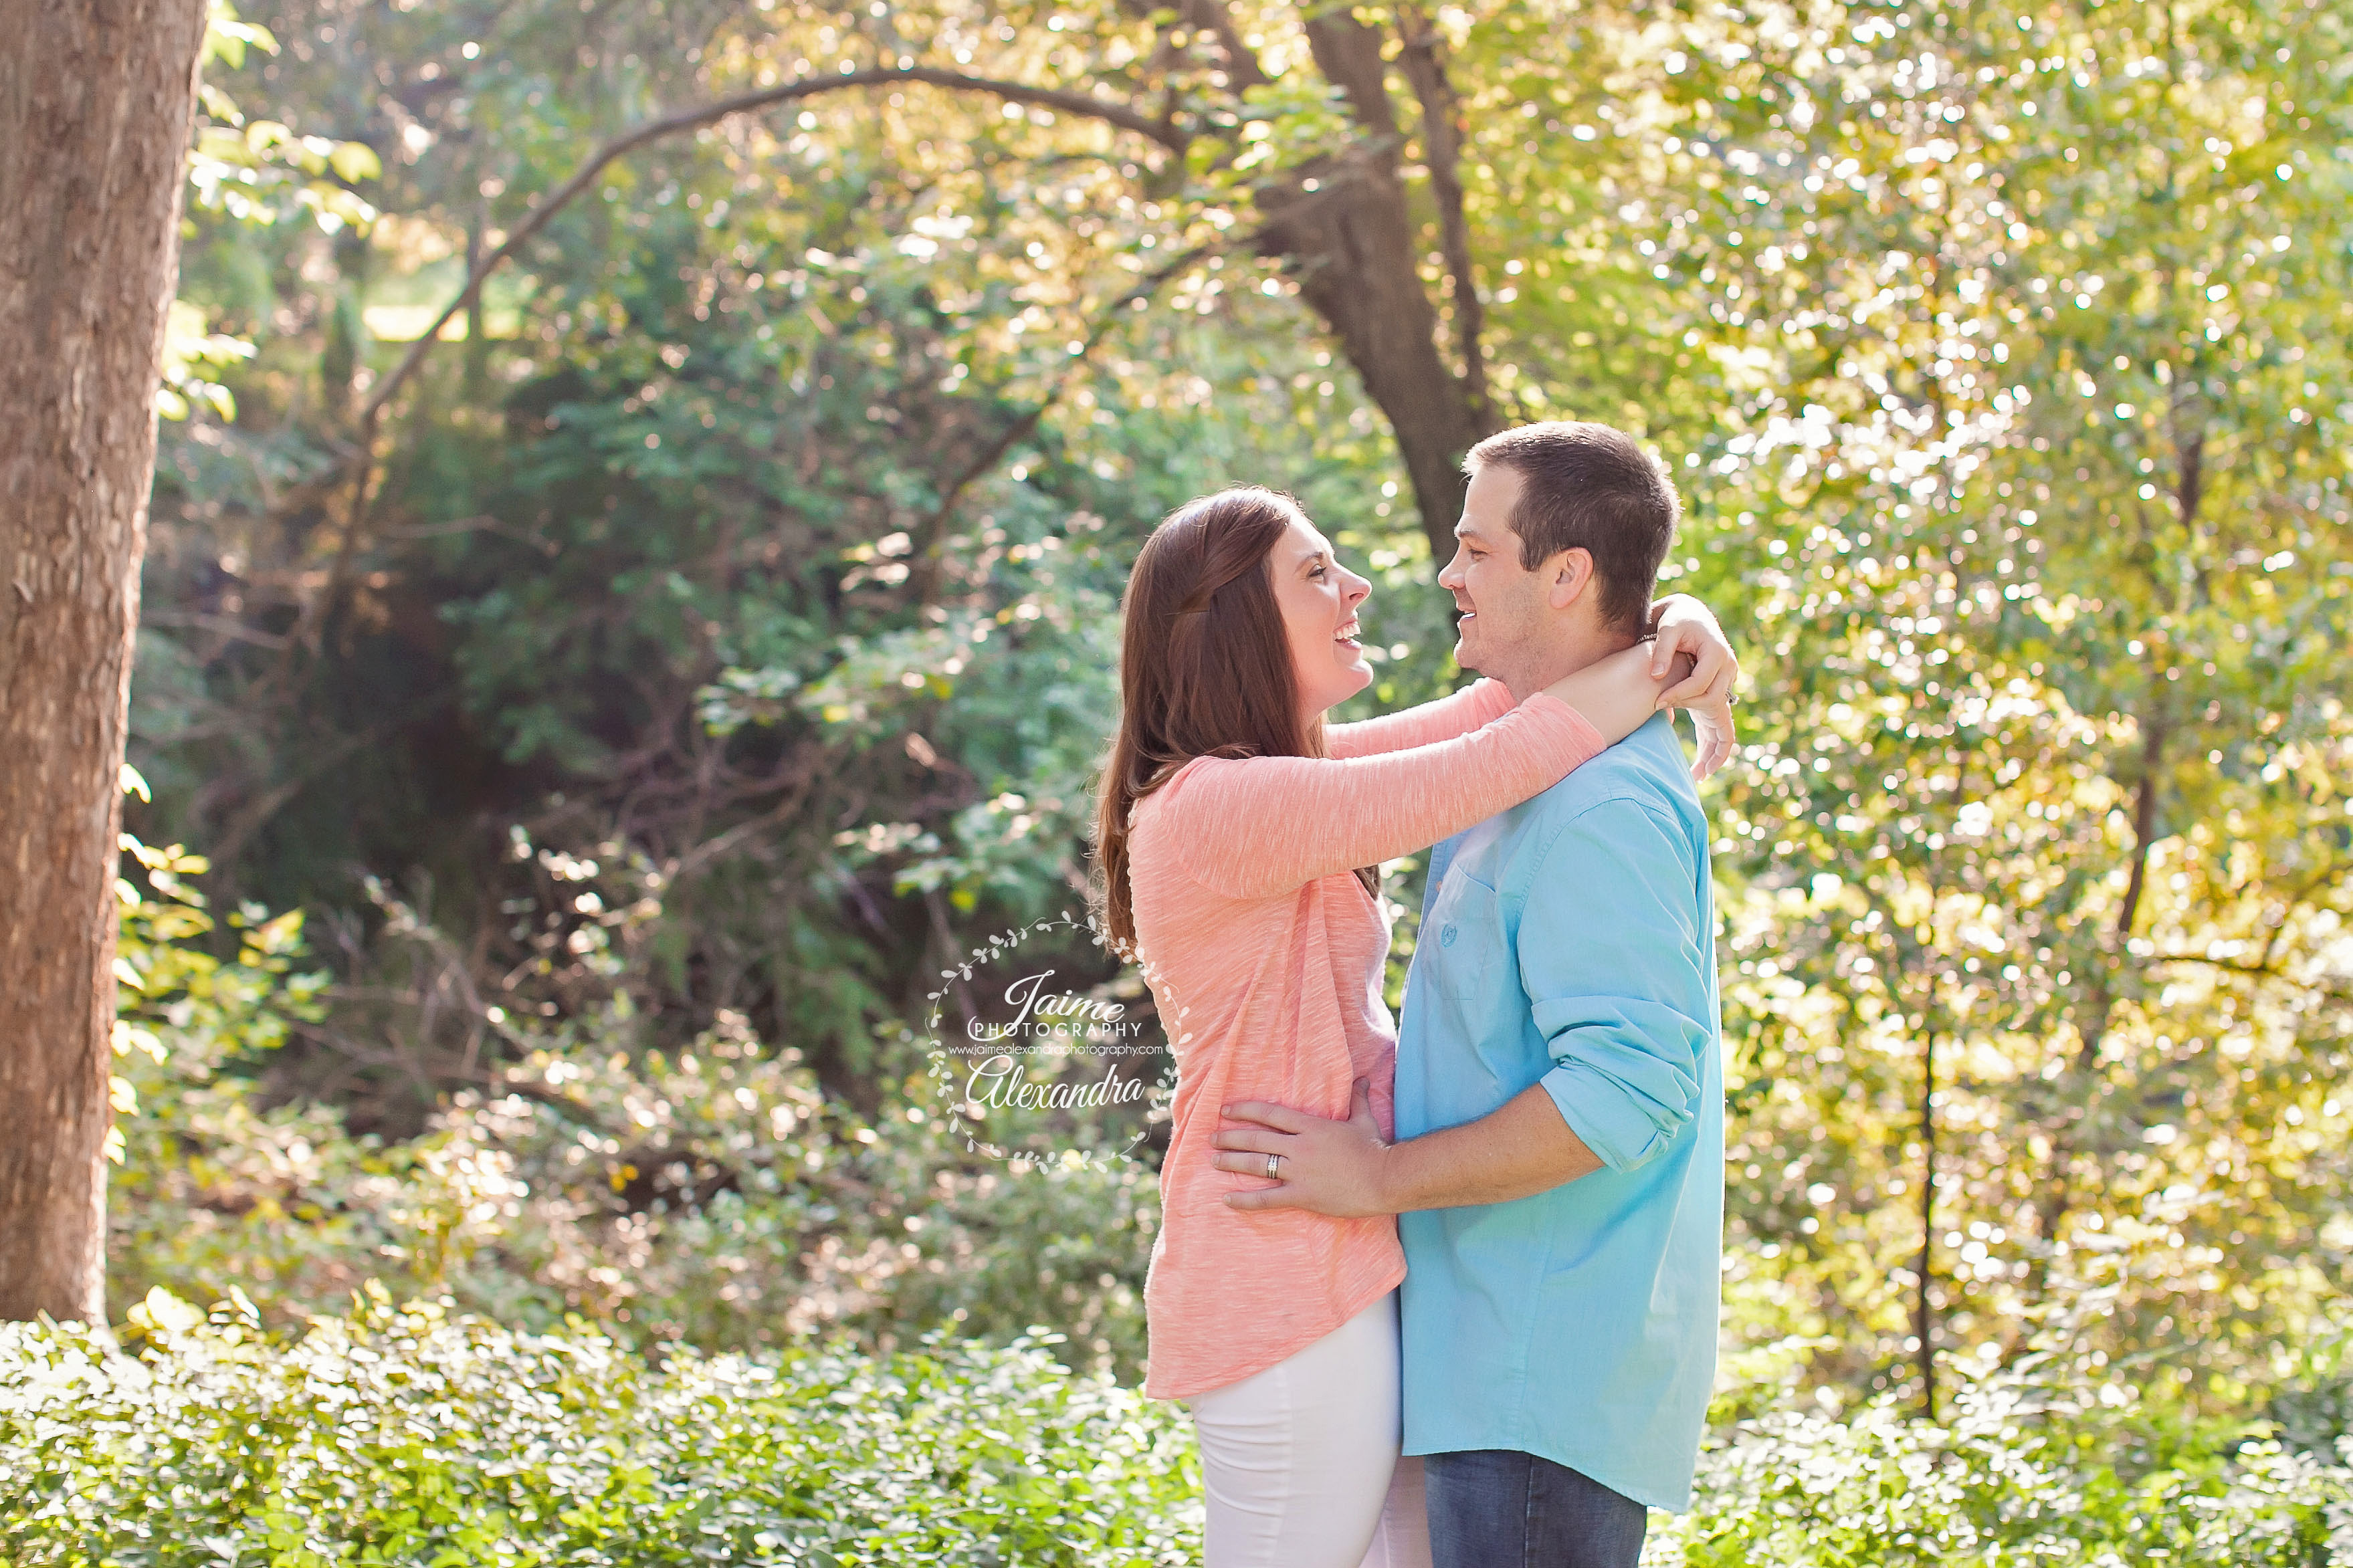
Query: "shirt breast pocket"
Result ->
[[1423, 869, 1501, 1002]]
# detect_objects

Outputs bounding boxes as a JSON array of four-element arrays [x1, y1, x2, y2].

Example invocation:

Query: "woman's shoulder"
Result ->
[[1125, 756, 1279, 900], [1128, 754, 1235, 822]]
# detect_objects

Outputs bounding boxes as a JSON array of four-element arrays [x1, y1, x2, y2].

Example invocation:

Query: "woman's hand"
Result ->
[[1649, 594, 1739, 711], [1649, 594, 1738, 781], [1678, 700, 1736, 782]]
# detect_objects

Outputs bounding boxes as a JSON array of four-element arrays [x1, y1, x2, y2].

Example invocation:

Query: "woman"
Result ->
[[1092, 487, 1734, 1566]]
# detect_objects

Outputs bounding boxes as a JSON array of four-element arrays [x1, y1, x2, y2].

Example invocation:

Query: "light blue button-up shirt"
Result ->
[[1395, 711, 1723, 1512]]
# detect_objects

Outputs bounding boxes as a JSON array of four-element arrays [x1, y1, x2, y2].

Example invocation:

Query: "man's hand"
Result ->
[[1211, 1079, 1394, 1218], [1648, 594, 1740, 781]]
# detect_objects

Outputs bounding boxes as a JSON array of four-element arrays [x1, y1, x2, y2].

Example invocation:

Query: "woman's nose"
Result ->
[[1344, 571, 1370, 605]]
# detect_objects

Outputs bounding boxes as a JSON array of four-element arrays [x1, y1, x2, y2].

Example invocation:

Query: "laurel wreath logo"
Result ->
[[922, 908, 1174, 1168]]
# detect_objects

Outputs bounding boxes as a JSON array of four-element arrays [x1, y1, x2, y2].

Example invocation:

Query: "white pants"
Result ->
[[1187, 1292, 1433, 1568]]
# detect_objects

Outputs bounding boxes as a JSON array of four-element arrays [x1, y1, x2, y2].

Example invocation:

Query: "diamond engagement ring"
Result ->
[[1265, 1153, 1282, 1179]]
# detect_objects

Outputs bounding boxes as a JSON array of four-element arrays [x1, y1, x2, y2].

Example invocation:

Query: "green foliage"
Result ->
[[0, 1301, 1200, 1566], [375, 1029, 1158, 1374], [1660, 1380, 2353, 1567], [119, 0, 2353, 1452], [110, 833, 431, 1319], [2269, 1324, 2353, 1462], [1634, 0, 2353, 1406], [110, 824, 333, 1216], [163, 1, 378, 420], [138, 3, 1405, 1118], [110, 866, 1157, 1379], [7, 1301, 2351, 1565]]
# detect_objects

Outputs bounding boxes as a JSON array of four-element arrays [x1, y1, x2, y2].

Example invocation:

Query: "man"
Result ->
[[1211, 421, 1725, 1568]]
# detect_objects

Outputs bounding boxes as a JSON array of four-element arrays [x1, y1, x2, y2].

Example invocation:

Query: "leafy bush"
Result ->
[[116, 1007, 1155, 1378], [0, 1295, 1199, 1567], [10, 1295, 2353, 1567], [108, 850, 1156, 1379], [1653, 1371, 2353, 1567], [369, 1033, 1158, 1373], [2269, 1325, 2353, 1466]]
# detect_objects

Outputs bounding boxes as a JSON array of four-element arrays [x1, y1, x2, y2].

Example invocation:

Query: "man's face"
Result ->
[[1437, 463, 1557, 678]]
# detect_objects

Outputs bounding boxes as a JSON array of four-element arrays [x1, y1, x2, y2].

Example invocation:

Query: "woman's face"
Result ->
[[1267, 510, 1374, 722]]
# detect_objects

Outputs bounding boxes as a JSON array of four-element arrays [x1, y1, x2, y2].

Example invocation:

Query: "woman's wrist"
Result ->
[[1540, 645, 1672, 743]]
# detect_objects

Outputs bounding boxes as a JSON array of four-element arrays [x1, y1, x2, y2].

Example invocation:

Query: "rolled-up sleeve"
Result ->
[[1522, 797, 1710, 1173]]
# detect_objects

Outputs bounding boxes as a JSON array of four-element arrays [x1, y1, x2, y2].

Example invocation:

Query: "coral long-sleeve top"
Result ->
[[1127, 678, 1607, 1399]]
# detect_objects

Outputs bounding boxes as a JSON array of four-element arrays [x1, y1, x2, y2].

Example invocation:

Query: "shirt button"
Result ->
[[1439, 923, 1459, 948]]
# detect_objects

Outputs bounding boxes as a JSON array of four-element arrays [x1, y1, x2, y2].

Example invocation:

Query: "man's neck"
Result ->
[[1496, 623, 1639, 703]]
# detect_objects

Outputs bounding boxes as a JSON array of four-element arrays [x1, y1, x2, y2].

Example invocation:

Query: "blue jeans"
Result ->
[[1424, 1449, 1647, 1568]]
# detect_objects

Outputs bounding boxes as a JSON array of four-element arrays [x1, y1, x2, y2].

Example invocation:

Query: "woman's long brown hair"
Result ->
[[1093, 486, 1370, 953]]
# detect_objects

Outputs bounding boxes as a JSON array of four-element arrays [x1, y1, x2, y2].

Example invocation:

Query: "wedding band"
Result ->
[[1265, 1153, 1282, 1180]]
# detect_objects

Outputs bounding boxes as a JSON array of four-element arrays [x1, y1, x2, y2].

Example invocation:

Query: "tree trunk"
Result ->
[[1112, 0, 1494, 548], [1255, 9, 1495, 562], [1916, 1025, 1937, 1420], [0, 0, 209, 1323]]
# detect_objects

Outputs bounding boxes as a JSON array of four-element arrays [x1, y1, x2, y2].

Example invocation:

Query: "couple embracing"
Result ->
[[1092, 421, 1732, 1567]]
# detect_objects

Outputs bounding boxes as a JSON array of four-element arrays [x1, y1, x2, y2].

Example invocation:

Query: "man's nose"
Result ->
[[1437, 551, 1464, 590]]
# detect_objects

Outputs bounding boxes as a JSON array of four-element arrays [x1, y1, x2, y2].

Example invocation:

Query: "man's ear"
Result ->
[[1543, 548, 1596, 611]]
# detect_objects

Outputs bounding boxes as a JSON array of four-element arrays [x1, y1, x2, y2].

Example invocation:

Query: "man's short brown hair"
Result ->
[[1465, 421, 1680, 636]]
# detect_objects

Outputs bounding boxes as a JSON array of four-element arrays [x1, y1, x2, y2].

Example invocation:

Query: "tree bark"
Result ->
[[1255, 9, 1495, 560], [0, 0, 209, 1323], [1916, 1024, 1937, 1420], [1113, 1, 1497, 542], [1395, 3, 1490, 427]]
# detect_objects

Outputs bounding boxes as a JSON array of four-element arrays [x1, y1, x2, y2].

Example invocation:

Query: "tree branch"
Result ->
[[907, 236, 1229, 606], [1395, 5, 1492, 429], [1179, 0, 1271, 90], [2075, 713, 2168, 1073], [2145, 954, 2282, 977], [1300, 9, 1401, 138], [1114, 0, 1269, 91], [358, 66, 1185, 435], [291, 65, 1186, 658], [2113, 718, 2166, 941]]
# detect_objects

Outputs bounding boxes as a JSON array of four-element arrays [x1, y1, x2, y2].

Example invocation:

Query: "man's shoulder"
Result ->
[[1480, 717, 1706, 897], [1492, 717, 1709, 914], [1520, 714, 1702, 833]]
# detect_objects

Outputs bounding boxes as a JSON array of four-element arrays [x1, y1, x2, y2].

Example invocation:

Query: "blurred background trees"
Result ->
[[110, 0, 2351, 1432]]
